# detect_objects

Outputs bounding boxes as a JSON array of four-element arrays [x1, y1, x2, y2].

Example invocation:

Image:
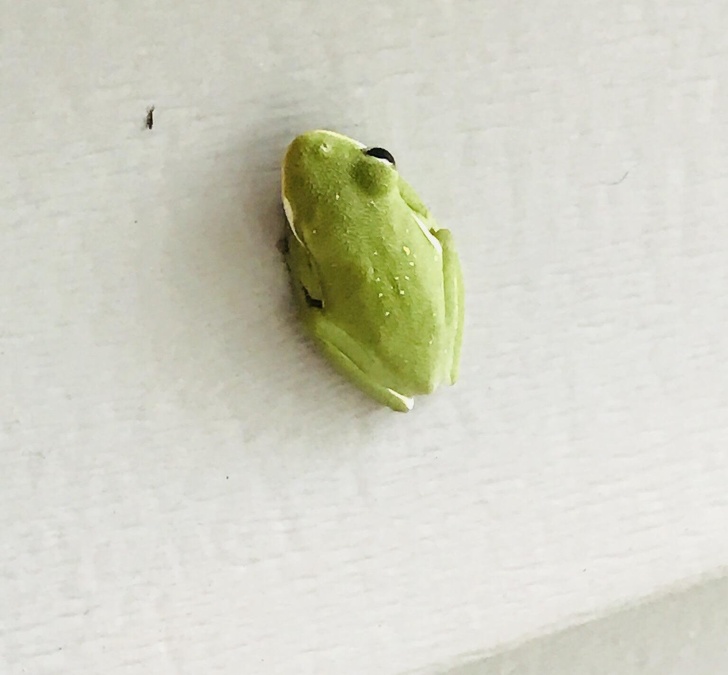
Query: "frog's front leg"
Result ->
[[433, 228, 464, 384], [307, 317, 414, 413], [283, 228, 325, 313]]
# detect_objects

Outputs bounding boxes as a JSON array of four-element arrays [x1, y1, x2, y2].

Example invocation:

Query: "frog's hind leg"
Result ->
[[308, 317, 414, 413], [432, 228, 464, 384]]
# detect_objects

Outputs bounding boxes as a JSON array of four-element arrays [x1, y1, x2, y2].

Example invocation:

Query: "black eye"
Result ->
[[364, 147, 396, 166]]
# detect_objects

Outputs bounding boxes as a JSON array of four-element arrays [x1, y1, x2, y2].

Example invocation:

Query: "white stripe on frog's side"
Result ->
[[282, 195, 304, 246], [386, 388, 415, 411], [280, 163, 303, 244], [412, 213, 443, 256]]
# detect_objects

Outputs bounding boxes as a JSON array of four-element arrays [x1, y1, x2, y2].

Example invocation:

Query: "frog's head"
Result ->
[[281, 130, 398, 239]]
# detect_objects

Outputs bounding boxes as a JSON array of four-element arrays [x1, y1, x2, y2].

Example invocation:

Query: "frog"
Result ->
[[280, 129, 464, 412]]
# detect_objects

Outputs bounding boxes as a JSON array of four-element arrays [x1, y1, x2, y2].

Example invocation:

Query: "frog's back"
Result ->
[[283, 129, 459, 397], [311, 193, 454, 395]]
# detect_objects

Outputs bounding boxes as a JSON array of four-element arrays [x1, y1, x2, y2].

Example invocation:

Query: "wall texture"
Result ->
[[442, 574, 728, 675]]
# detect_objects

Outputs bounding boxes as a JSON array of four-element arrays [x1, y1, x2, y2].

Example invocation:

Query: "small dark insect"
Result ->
[[145, 106, 155, 130]]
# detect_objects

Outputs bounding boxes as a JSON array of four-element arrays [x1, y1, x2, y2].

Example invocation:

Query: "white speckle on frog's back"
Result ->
[[403, 245, 411, 255]]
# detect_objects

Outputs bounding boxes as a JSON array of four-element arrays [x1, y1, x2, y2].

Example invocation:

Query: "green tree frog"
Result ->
[[281, 130, 464, 412]]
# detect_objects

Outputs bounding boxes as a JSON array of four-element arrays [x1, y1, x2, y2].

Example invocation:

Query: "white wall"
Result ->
[[2, 1, 728, 673], [441, 575, 728, 675]]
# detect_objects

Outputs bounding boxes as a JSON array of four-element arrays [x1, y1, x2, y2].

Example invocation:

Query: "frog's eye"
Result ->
[[364, 147, 396, 167]]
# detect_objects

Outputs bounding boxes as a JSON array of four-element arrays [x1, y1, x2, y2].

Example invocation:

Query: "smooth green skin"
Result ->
[[281, 130, 464, 412]]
